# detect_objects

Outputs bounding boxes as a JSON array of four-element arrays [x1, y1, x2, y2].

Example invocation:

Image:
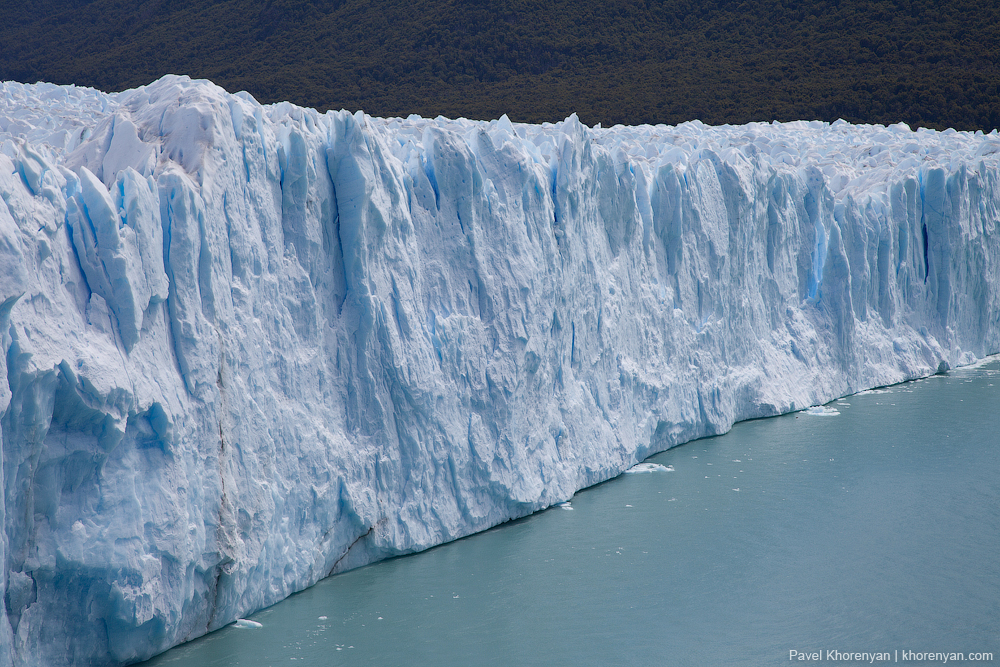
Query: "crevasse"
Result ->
[[1, 76, 999, 666]]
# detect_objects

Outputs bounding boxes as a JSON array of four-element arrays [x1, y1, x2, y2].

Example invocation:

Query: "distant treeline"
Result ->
[[2, 0, 998, 131]]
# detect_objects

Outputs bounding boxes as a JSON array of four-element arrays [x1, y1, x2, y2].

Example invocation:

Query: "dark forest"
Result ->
[[2, 0, 997, 130]]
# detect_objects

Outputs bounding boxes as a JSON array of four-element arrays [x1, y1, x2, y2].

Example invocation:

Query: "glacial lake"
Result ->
[[142, 361, 1000, 666]]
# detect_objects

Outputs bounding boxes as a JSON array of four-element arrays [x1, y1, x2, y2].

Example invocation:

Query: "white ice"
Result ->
[[1, 75, 999, 666], [625, 463, 675, 473], [802, 405, 841, 416]]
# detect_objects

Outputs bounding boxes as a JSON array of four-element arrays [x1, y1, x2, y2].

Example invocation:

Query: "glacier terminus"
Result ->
[[1, 76, 999, 666]]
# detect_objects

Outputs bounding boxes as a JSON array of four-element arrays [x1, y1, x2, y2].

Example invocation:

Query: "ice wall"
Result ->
[[1, 76, 999, 666]]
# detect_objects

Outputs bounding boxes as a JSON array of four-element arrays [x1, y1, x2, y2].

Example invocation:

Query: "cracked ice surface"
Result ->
[[1, 76, 999, 666]]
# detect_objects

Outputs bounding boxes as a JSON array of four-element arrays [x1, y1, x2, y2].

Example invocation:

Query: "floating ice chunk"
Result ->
[[232, 619, 262, 629], [556, 502, 574, 510], [803, 405, 840, 416], [625, 463, 674, 473]]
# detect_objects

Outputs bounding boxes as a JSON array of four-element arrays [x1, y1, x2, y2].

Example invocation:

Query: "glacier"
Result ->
[[1, 75, 999, 666]]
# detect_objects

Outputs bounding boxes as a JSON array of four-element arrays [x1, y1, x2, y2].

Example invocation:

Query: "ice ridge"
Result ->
[[1, 75, 999, 666]]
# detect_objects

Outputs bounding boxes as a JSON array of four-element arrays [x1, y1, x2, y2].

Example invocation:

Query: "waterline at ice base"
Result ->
[[1, 75, 999, 666]]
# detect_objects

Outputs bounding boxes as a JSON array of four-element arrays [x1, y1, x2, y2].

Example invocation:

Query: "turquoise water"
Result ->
[[142, 362, 1000, 666]]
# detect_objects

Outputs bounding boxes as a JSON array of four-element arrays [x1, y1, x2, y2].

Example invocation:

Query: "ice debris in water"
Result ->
[[625, 463, 675, 473], [803, 405, 841, 416], [232, 619, 262, 629], [556, 501, 574, 510]]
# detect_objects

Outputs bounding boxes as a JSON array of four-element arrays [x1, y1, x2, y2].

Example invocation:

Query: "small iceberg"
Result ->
[[233, 619, 263, 629], [556, 501, 574, 510], [625, 463, 674, 473], [802, 405, 840, 416]]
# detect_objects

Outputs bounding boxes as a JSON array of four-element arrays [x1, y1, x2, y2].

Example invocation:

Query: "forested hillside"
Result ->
[[1, 0, 998, 130]]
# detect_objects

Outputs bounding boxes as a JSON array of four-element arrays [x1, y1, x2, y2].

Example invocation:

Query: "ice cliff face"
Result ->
[[1, 76, 999, 666]]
